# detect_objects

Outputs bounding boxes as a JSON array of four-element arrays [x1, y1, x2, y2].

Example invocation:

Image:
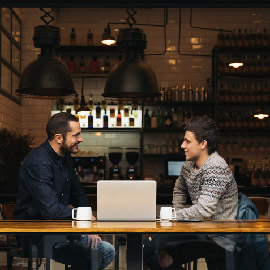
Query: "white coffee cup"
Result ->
[[72, 207, 92, 221], [160, 207, 176, 220]]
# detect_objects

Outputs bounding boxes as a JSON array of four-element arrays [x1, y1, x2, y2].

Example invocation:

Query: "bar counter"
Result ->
[[0, 219, 270, 233], [1, 219, 269, 270]]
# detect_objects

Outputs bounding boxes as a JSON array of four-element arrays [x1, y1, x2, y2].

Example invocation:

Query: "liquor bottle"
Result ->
[[144, 109, 151, 128], [116, 109, 122, 127], [73, 93, 80, 111], [88, 94, 94, 110], [177, 107, 183, 128], [110, 102, 115, 118], [167, 87, 173, 102], [118, 99, 123, 110], [164, 110, 173, 128], [250, 29, 256, 46], [231, 29, 237, 46], [181, 84, 186, 102], [67, 56, 76, 74], [236, 29, 243, 46], [124, 106, 129, 117], [104, 55, 110, 73], [199, 86, 205, 101], [129, 110, 135, 127], [87, 28, 93, 46], [88, 110, 93, 128], [263, 29, 269, 46], [96, 102, 101, 118], [151, 110, 158, 128], [174, 84, 179, 102], [160, 85, 165, 102], [194, 86, 199, 102], [103, 109, 108, 128], [79, 55, 86, 73], [91, 56, 99, 74], [224, 32, 231, 46], [70, 28, 76, 46], [172, 108, 178, 128], [101, 99, 107, 109], [256, 29, 263, 46], [244, 29, 249, 46], [58, 98, 65, 111], [188, 84, 193, 102]]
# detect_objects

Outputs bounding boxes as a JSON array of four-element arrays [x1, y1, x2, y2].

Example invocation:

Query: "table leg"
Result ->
[[28, 237, 38, 270], [126, 233, 142, 270]]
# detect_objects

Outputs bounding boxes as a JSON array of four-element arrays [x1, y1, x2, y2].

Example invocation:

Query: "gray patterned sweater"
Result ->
[[173, 152, 238, 220]]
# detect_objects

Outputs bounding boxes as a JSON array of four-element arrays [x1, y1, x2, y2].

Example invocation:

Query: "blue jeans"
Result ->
[[53, 235, 115, 270], [81, 235, 115, 270]]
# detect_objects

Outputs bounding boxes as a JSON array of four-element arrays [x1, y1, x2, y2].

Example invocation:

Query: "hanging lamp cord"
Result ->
[[40, 8, 55, 25], [125, 8, 137, 28]]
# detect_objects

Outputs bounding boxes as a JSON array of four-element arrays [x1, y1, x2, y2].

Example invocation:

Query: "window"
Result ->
[[0, 8, 21, 104]]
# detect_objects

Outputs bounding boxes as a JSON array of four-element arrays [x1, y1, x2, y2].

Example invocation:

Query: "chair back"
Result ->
[[248, 197, 270, 217], [0, 203, 16, 220]]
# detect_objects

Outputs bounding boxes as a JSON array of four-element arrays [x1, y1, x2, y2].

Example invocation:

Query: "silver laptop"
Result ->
[[97, 180, 156, 221]]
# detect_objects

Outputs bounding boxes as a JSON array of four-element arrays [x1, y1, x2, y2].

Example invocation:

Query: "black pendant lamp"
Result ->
[[16, 9, 75, 98], [103, 27, 160, 99]]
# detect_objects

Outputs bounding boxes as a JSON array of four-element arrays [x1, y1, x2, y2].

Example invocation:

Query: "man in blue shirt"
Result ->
[[14, 112, 114, 270]]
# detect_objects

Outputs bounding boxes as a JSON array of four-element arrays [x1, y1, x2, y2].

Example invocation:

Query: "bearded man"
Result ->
[[14, 112, 114, 270]]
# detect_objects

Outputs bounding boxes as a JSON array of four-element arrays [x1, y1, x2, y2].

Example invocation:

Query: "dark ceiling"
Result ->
[[1, 0, 270, 8]]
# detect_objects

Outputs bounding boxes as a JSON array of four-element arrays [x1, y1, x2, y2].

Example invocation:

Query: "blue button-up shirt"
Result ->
[[14, 140, 89, 220]]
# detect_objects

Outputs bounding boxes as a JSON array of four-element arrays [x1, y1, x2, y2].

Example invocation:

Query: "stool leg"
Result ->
[[115, 238, 119, 270], [46, 258, 50, 270], [7, 253, 13, 270]]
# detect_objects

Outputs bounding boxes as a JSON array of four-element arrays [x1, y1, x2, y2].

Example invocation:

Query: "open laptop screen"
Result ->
[[97, 180, 156, 221]]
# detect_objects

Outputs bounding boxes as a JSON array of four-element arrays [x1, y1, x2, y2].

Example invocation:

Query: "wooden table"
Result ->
[[0, 219, 269, 270]]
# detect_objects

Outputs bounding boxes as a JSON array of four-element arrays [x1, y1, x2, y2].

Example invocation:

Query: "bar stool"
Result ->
[[0, 203, 69, 270]]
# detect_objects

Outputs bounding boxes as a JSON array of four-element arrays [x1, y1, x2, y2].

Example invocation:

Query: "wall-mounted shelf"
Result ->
[[57, 45, 118, 53], [71, 73, 109, 78], [81, 128, 141, 132], [143, 128, 184, 132]]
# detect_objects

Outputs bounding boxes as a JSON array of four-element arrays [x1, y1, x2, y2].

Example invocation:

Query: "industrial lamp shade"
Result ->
[[17, 54, 76, 98], [103, 59, 159, 99], [16, 24, 76, 98]]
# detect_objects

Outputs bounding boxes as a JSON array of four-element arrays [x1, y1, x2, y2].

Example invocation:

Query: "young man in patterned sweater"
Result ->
[[173, 115, 238, 220], [144, 116, 238, 270]]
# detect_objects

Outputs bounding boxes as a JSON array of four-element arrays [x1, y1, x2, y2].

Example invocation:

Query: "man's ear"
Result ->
[[54, 134, 63, 144], [201, 140, 207, 150]]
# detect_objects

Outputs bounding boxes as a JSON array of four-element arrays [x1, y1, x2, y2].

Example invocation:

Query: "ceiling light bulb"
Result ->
[[229, 62, 244, 68], [254, 113, 269, 119], [101, 39, 116, 46]]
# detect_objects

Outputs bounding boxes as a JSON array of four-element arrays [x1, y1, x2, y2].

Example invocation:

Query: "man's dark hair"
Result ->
[[183, 115, 218, 155], [46, 112, 79, 140]]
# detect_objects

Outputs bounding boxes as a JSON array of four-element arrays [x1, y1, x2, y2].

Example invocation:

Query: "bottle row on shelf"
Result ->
[[218, 53, 270, 74], [218, 109, 270, 129], [158, 82, 211, 103], [217, 28, 270, 47], [143, 107, 213, 129], [64, 54, 122, 75], [53, 104, 142, 128], [218, 81, 270, 102], [247, 159, 270, 186], [69, 27, 94, 46]]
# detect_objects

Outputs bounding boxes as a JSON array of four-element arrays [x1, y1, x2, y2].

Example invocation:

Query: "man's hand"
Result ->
[[87, 235, 102, 248], [158, 250, 173, 268]]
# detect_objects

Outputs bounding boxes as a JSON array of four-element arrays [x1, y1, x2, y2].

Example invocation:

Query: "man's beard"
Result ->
[[60, 138, 77, 156]]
